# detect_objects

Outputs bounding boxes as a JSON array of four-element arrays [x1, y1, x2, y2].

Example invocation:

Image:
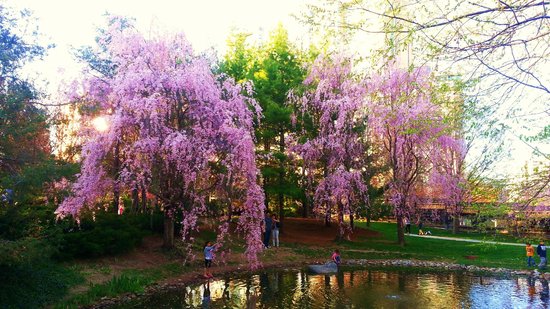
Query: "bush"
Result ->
[[0, 262, 82, 309], [54, 211, 149, 260], [0, 238, 53, 266], [0, 238, 82, 308]]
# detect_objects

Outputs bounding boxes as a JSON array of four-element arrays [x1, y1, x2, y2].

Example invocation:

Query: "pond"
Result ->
[[115, 268, 550, 308]]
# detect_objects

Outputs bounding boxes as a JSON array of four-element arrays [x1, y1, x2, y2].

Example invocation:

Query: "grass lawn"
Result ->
[[338, 221, 533, 270]]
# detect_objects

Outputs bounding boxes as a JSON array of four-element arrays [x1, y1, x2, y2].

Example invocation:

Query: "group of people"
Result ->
[[404, 217, 431, 235], [526, 241, 547, 269], [263, 212, 281, 248], [201, 212, 282, 278]]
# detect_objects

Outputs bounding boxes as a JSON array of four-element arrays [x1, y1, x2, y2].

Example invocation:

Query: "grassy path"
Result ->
[[406, 234, 525, 246]]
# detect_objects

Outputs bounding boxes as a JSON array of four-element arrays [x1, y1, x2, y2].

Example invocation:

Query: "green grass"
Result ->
[[420, 225, 526, 243], [54, 262, 190, 309], [336, 221, 532, 270]]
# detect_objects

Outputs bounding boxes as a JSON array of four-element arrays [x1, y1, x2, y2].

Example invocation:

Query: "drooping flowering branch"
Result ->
[[293, 54, 369, 238]]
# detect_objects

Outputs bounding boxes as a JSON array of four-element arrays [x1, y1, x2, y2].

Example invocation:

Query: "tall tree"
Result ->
[[221, 25, 307, 228], [56, 21, 265, 265], [368, 64, 453, 245], [0, 91, 50, 179], [294, 54, 369, 238], [0, 5, 50, 200]]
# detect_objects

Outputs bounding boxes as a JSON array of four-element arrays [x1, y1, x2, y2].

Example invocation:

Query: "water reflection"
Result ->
[[118, 269, 550, 309], [201, 282, 210, 308]]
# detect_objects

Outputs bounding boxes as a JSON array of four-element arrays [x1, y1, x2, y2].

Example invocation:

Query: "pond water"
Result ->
[[116, 268, 550, 308]]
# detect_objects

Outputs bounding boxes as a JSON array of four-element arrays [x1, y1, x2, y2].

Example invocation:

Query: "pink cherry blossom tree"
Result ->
[[430, 135, 470, 234], [293, 54, 369, 239], [56, 20, 265, 266], [368, 63, 452, 246]]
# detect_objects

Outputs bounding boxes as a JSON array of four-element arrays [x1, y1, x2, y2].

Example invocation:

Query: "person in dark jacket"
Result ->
[[263, 212, 273, 248], [537, 241, 547, 269]]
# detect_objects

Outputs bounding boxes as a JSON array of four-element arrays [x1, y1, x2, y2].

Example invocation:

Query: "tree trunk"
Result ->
[[263, 140, 270, 212], [278, 129, 285, 233], [227, 200, 233, 223], [278, 194, 284, 233], [396, 213, 405, 246], [302, 195, 308, 218], [350, 211, 355, 230], [141, 186, 147, 213], [163, 211, 175, 249], [325, 211, 331, 227], [366, 208, 371, 227], [337, 203, 344, 240], [113, 142, 120, 213], [132, 185, 139, 213], [452, 214, 460, 234]]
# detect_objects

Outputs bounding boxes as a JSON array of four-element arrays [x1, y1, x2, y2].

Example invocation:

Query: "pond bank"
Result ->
[[87, 258, 548, 308]]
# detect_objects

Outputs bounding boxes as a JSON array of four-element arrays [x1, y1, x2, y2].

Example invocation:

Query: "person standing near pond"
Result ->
[[404, 217, 411, 234], [537, 241, 547, 269], [263, 212, 273, 248], [204, 241, 216, 278], [526, 243, 536, 267], [271, 214, 280, 247]]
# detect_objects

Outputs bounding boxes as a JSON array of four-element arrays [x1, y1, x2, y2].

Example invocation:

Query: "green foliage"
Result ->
[[0, 238, 81, 309], [0, 238, 53, 267], [367, 192, 393, 220], [0, 202, 60, 241], [0, 5, 50, 184], [221, 24, 309, 214], [0, 262, 82, 309], [53, 212, 150, 260], [2, 159, 79, 205]]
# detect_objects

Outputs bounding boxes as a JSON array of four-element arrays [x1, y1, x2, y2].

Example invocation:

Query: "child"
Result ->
[[331, 249, 341, 266], [204, 241, 216, 278], [526, 243, 536, 267]]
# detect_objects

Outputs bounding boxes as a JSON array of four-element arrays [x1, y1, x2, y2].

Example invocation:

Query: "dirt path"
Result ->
[[281, 217, 380, 245]]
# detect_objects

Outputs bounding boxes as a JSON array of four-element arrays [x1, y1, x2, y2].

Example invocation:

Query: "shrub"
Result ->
[[54, 211, 149, 260], [0, 238, 82, 308]]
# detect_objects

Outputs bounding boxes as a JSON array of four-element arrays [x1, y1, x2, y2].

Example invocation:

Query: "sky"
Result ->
[[6, 0, 309, 94], [4, 0, 547, 179]]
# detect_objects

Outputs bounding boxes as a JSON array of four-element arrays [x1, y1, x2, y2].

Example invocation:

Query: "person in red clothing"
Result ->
[[331, 249, 341, 266]]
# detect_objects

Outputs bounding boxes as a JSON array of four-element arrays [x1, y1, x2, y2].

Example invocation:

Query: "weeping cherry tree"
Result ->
[[56, 20, 265, 266], [368, 63, 455, 246], [294, 54, 369, 239]]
